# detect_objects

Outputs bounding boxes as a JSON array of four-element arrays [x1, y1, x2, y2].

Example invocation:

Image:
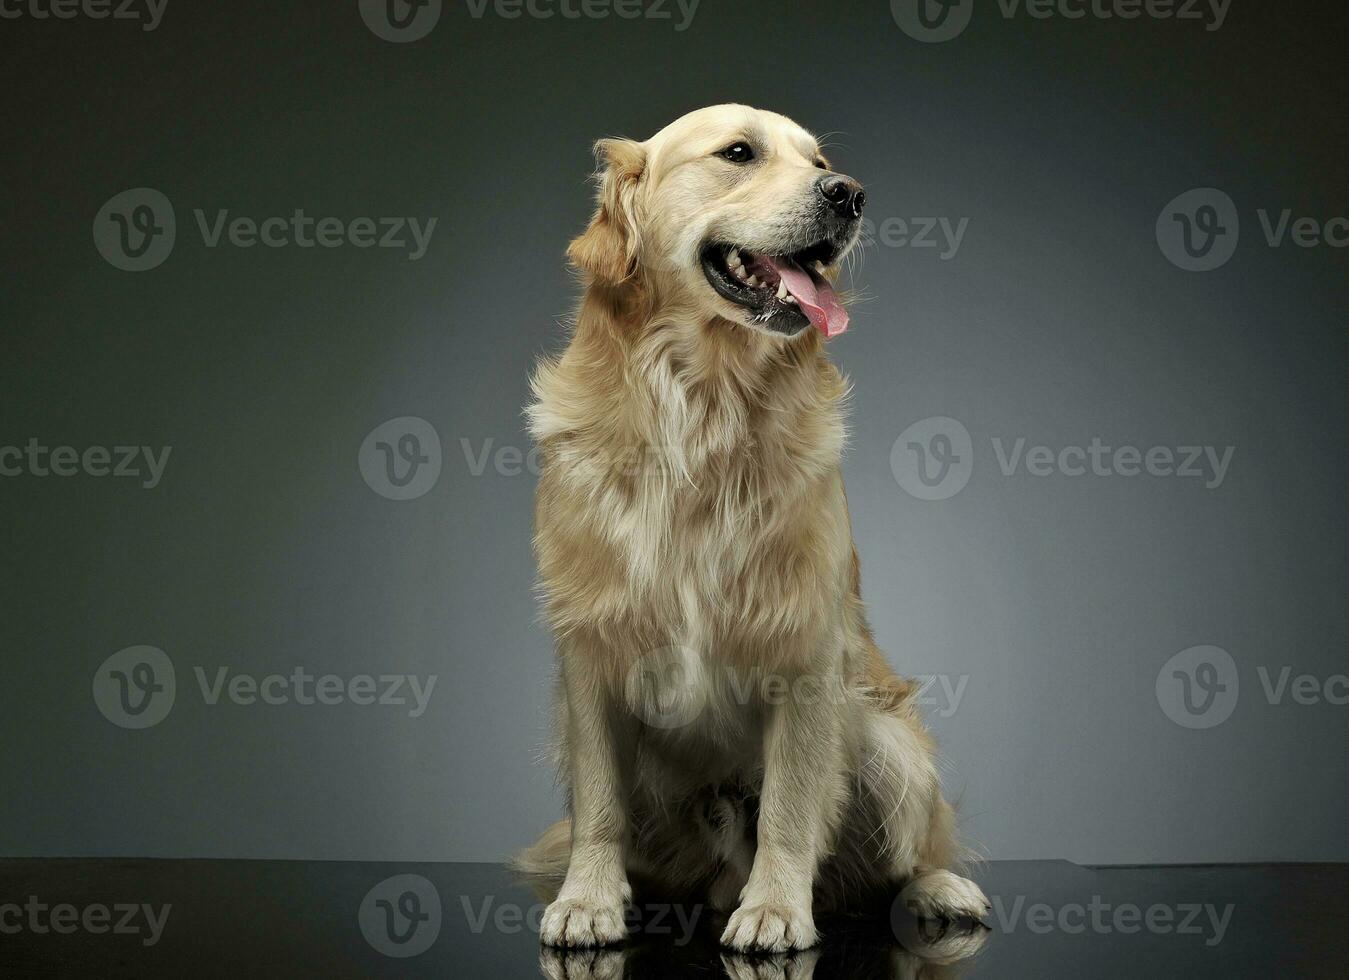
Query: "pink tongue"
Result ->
[[767, 258, 849, 338]]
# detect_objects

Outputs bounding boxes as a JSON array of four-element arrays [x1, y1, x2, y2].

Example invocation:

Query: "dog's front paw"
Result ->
[[898, 869, 991, 922], [540, 895, 629, 948], [721, 902, 819, 953]]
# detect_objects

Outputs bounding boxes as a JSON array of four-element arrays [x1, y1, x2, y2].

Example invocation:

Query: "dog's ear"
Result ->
[[568, 137, 646, 284]]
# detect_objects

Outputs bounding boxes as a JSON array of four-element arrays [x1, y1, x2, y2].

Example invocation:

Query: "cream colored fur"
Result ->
[[518, 105, 986, 954]]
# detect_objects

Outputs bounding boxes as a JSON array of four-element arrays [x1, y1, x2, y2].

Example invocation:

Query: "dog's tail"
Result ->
[[510, 819, 572, 880]]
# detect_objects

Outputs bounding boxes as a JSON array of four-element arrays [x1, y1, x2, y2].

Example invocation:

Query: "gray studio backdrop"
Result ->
[[2, 1, 1345, 867]]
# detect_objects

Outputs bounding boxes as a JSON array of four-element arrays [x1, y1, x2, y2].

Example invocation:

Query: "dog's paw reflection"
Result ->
[[720, 949, 821, 980], [539, 946, 626, 980], [892, 915, 991, 974]]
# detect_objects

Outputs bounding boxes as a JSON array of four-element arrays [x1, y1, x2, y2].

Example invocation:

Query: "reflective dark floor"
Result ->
[[0, 858, 1345, 978]]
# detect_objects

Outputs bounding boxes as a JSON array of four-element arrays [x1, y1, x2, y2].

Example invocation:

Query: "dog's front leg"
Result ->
[[722, 661, 847, 953], [539, 646, 635, 948]]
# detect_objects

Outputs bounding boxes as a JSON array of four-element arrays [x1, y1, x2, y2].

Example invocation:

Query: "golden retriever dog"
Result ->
[[517, 104, 988, 954]]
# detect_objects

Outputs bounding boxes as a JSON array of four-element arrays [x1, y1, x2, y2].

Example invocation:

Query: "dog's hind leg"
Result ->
[[896, 864, 991, 923], [853, 707, 989, 921], [702, 793, 757, 913]]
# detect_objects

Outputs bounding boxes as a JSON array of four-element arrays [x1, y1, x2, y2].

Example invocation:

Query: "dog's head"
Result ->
[[568, 104, 865, 339]]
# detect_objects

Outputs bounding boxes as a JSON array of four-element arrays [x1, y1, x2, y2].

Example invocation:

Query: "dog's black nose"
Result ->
[[818, 174, 866, 219]]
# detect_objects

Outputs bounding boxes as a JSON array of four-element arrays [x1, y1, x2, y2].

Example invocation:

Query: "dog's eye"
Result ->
[[720, 142, 755, 164]]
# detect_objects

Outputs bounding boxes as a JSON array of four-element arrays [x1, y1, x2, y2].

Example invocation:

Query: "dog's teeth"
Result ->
[[746, 275, 760, 288], [728, 249, 742, 268], [776, 280, 788, 300], [815, 261, 827, 275], [783, 295, 797, 305]]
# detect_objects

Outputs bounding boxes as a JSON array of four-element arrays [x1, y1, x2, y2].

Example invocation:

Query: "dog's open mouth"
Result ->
[[700, 242, 849, 338]]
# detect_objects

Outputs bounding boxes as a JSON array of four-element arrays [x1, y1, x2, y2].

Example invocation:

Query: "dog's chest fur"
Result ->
[[531, 322, 853, 668]]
